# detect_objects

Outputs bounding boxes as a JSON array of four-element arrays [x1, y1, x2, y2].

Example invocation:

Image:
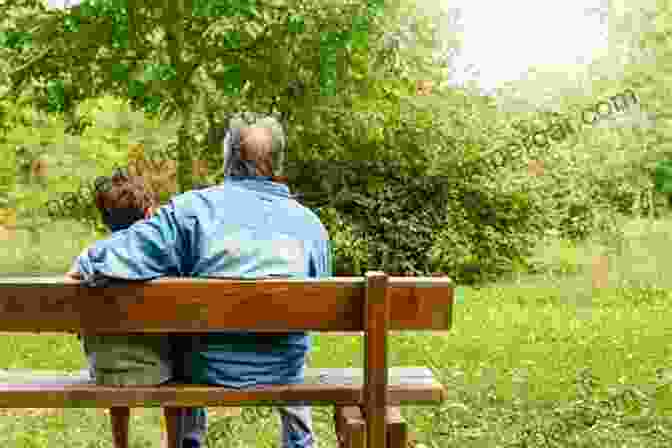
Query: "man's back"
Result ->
[[177, 178, 328, 279], [173, 178, 332, 388]]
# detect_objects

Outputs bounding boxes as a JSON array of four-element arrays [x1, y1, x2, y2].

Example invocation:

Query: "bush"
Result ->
[[285, 100, 550, 285]]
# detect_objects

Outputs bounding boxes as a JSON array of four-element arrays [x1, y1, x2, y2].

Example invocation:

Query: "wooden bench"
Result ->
[[0, 272, 454, 448]]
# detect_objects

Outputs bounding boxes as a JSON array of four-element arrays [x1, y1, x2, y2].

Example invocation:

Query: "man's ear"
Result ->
[[144, 207, 154, 219]]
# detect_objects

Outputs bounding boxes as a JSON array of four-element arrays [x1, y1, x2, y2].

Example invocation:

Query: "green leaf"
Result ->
[[143, 95, 162, 114], [46, 80, 66, 113], [193, 0, 257, 17], [653, 160, 672, 194], [127, 79, 145, 98], [111, 63, 130, 82], [367, 0, 385, 18], [63, 15, 81, 33], [320, 76, 337, 97], [288, 15, 305, 34], [355, 16, 371, 48], [143, 64, 177, 82], [0, 31, 32, 50], [220, 64, 241, 96], [223, 31, 241, 49]]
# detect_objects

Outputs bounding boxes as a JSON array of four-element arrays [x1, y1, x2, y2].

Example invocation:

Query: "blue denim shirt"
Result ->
[[76, 177, 332, 388]]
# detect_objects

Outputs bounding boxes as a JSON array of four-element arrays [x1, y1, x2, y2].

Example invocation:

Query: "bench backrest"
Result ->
[[0, 274, 453, 333]]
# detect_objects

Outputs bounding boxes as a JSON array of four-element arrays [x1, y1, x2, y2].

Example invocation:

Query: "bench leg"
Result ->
[[164, 407, 182, 448], [385, 407, 408, 448], [334, 406, 408, 448], [335, 405, 365, 448], [110, 407, 130, 448]]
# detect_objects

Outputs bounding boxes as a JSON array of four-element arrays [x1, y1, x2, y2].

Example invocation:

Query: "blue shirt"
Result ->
[[75, 177, 333, 388]]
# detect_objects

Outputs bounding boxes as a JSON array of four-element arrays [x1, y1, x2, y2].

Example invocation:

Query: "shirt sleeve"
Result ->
[[76, 203, 185, 281], [68, 247, 88, 274], [308, 239, 333, 279]]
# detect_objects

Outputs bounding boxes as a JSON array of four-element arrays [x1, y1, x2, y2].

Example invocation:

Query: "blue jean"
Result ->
[[176, 405, 313, 448], [175, 403, 313, 448], [278, 405, 315, 448], [176, 334, 316, 448]]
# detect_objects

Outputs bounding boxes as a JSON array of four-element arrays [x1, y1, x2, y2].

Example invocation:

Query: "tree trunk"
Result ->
[[175, 105, 193, 193]]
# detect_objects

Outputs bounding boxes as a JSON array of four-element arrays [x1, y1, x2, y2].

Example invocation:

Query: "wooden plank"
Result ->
[[0, 277, 453, 332], [335, 407, 408, 448], [335, 406, 366, 448], [0, 277, 454, 286], [164, 408, 181, 448], [386, 407, 408, 448], [110, 407, 130, 448], [0, 368, 445, 408], [364, 272, 389, 448]]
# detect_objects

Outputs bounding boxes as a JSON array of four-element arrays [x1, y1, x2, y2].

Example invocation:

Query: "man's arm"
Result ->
[[76, 203, 186, 283], [64, 247, 88, 283], [309, 239, 333, 278]]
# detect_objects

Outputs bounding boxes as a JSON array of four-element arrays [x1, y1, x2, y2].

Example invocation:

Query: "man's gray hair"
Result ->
[[225, 113, 286, 176]]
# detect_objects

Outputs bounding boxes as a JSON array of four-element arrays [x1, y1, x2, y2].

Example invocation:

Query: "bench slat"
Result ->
[[0, 277, 453, 332], [0, 367, 445, 408]]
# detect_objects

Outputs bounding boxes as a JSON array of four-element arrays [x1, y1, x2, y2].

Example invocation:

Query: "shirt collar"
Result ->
[[224, 176, 292, 198]]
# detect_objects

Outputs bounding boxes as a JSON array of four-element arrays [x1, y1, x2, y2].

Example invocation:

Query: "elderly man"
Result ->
[[67, 116, 331, 448]]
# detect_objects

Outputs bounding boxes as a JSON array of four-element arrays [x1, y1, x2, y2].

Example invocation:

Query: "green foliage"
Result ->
[[0, 0, 399, 192], [76, 0, 130, 48], [0, 30, 31, 50], [653, 160, 672, 195], [193, 0, 258, 17], [280, 85, 549, 283], [2, 0, 588, 285], [218, 64, 241, 97], [287, 14, 305, 34], [45, 80, 66, 113]]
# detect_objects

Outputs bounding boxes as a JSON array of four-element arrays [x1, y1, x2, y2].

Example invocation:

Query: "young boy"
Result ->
[[67, 168, 207, 448]]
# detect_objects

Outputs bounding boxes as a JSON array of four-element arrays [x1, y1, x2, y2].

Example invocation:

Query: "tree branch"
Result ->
[[9, 47, 51, 78]]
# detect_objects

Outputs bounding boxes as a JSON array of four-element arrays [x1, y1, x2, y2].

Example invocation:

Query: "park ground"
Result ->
[[1, 213, 671, 447]]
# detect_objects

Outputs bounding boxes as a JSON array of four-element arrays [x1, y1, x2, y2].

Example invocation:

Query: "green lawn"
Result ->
[[1, 216, 672, 447]]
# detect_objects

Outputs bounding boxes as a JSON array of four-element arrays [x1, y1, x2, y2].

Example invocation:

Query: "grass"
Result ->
[[2, 214, 672, 446]]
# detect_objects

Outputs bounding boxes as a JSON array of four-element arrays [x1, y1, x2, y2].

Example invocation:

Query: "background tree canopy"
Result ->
[[0, 0, 661, 285]]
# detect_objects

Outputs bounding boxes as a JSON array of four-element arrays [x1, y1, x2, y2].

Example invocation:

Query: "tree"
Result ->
[[12, 0, 544, 283], [0, 0, 386, 192]]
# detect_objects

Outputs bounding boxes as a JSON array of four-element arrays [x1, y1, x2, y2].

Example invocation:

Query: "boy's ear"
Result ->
[[144, 207, 154, 219]]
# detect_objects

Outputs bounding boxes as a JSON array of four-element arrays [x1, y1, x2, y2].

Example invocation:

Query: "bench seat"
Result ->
[[0, 367, 445, 408]]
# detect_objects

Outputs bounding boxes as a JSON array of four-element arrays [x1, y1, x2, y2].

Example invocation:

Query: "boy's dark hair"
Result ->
[[94, 169, 156, 231]]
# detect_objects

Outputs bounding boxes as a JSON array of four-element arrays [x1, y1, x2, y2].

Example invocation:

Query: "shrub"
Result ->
[[285, 100, 550, 285]]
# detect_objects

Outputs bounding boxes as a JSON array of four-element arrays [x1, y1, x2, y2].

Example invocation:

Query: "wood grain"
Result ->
[[0, 277, 453, 332], [334, 406, 408, 448], [386, 407, 408, 448], [0, 367, 445, 408], [335, 406, 365, 448], [364, 272, 389, 448]]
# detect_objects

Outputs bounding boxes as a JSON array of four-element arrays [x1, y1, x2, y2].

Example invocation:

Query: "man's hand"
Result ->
[[64, 269, 82, 283]]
